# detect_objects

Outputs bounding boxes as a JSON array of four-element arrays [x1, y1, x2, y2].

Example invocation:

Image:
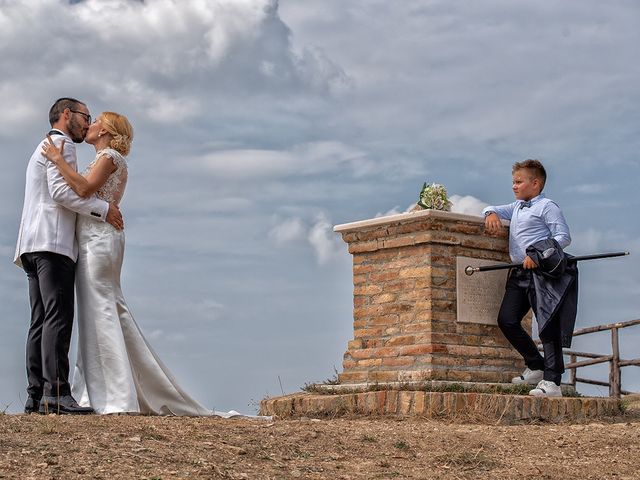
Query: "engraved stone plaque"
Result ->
[[456, 256, 509, 325]]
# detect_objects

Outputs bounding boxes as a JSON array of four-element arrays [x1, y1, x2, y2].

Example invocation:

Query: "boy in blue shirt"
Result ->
[[483, 159, 571, 397]]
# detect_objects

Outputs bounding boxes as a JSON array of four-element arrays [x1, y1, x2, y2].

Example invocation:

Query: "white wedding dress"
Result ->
[[71, 149, 238, 417]]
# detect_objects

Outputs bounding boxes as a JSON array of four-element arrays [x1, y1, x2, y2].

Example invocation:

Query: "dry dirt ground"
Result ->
[[1, 413, 640, 479]]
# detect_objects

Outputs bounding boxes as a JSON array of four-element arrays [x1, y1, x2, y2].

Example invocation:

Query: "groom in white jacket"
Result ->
[[15, 98, 123, 414]]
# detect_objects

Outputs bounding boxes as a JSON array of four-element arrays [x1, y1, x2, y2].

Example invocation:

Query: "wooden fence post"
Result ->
[[609, 327, 621, 398], [569, 354, 576, 388]]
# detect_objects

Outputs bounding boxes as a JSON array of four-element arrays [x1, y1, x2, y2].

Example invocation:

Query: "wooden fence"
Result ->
[[540, 318, 640, 398]]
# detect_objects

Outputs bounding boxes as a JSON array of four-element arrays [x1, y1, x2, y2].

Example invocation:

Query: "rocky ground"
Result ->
[[1, 409, 640, 479]]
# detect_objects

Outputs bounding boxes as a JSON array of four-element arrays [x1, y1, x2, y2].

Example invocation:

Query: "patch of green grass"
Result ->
[[301, 367, 340, 392], [393, 440, 410, 450], [436, 448, 498, 471], [360, 434, 378, 443]]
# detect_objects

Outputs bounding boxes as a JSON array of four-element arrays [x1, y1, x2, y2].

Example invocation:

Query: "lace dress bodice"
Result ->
[[83, 148, 128, 205]]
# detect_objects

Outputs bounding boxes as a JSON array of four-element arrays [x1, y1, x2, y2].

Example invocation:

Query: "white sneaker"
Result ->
[[529, 380, 563, 397], [511, 368, 543, 385]]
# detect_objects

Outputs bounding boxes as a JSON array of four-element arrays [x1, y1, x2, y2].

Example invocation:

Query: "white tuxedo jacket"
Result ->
[[14, 131, 109, 268]]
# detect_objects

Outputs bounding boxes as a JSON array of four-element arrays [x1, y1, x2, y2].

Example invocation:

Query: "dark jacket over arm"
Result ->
[[526, 238, 579, 347]]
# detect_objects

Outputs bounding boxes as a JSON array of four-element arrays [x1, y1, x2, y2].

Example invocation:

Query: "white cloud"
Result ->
[[147, 329, 165, 341], [308, 213, 343, 265], [375, 206, 405, 217], [281, 0, 640, 172], [293, 45, 353, 95], [372, 196, 488, 218], [194, 300, 226, 321], [0, 0, 349, 136], [269, 213, 345, 266], [105, 80, 204, 124], [269, 217, 306, 245], [198, 149, 294, 178], [449, 195, 488, 217], [195, 141, 370, 179]]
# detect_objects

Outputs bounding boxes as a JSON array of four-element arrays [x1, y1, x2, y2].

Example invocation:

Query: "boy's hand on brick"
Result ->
[[522, 256, 538, 269], [484, 212, 503, 235]]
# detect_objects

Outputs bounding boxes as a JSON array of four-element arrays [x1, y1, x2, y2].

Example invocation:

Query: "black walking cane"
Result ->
[[464, 251, 630, 276]]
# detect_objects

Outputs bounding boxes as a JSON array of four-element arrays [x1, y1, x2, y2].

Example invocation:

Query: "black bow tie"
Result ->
[[47, 130, 64, 136], [519, 200, 532, 209]]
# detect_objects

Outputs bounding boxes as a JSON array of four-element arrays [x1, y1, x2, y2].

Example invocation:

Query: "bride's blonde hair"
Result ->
[[100, 112, 134, 156]]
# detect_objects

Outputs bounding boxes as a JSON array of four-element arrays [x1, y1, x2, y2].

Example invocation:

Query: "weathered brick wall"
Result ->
[[334, 210, 528, 385]]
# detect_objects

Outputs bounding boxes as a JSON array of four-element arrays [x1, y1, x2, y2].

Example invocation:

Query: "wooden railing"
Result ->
[[540, 318, 640, 398]]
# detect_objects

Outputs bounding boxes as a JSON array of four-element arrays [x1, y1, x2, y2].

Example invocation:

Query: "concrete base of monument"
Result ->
[[307, 380, 576, 396], [259, 389, 622, 423]]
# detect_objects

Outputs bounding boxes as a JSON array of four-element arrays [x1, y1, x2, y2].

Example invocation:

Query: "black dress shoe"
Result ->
[[39, 395, 94, 415], [24, 396, 41, 414]]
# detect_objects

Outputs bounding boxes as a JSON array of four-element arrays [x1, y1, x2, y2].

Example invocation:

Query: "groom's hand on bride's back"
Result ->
[[106, 203, 124, 230]]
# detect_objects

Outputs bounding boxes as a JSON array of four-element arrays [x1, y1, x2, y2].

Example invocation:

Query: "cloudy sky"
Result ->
[[1, 0, 639, 413]]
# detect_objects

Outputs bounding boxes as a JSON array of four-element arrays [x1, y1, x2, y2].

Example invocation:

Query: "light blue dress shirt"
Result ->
[[482, 193, 571, 263]]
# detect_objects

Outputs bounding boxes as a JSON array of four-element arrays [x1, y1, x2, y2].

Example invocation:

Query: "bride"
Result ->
[[42, 112, 234, 416]]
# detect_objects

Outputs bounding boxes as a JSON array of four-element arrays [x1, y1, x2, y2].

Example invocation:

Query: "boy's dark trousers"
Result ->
[[21, 251, 76, 399], [497, 268, 564, 385]]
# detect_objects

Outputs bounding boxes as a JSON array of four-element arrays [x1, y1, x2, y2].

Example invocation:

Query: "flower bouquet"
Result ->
[[415, 182, 452, 211]]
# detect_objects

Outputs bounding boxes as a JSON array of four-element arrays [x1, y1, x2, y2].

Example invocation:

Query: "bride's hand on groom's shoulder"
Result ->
[[42, 134, 66, 166]]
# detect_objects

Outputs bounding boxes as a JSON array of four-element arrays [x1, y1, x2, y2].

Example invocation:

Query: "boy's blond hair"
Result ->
[[513, 159, 546, 190]]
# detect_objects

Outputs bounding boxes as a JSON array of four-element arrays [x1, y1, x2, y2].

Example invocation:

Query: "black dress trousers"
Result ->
[[21, 252, 76, 398], [497, 269, 564, 384]]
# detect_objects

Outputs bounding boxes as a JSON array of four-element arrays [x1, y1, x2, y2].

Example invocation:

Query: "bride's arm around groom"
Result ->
[[42, 134, 119, 200], [44, 134, 122, 226]]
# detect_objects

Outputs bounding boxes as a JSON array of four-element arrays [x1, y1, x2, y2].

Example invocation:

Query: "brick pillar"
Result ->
[[334, 210, 528, 385]]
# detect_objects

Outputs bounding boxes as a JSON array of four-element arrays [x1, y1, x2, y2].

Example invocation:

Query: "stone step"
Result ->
[[308, 380, 576, 396], [260, 390, 622, 423]]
